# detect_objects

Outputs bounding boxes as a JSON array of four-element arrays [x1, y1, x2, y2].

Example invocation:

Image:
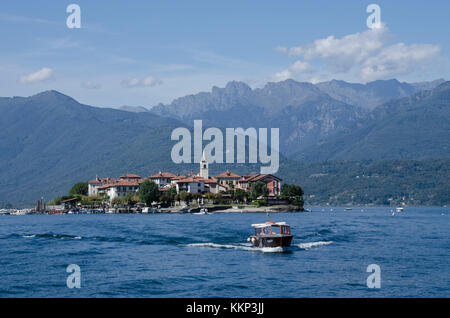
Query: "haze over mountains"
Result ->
[[0, 78, 449, 206]]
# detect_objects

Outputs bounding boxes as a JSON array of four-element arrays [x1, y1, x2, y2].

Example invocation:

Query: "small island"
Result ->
[[45, 154, 304, 214]]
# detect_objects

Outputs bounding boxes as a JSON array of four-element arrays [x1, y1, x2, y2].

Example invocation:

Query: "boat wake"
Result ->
[[21, 233, 82, 240], [187, 242, 284, 253], [187, 240, 333, 252], [297, 241, 333, 250]]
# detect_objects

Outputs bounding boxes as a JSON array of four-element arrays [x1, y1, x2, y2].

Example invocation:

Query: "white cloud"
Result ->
[[288, 25, 387, 64], [121, 76, 162, 88], [360, 43, 441, 81], [274, 61, 312, 81], [274, 25, 441, 82], [20, 67, 53, 84]]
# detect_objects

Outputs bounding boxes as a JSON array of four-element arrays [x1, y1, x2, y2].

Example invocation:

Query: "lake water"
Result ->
[[0, 207, 449, 297]]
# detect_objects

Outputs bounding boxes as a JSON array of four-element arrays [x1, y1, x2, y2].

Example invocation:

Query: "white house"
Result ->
[[174, 175, 205, 194], [96, 174, 143, 201], [148, 171, 178, 187], [88, 177, 116, 196]]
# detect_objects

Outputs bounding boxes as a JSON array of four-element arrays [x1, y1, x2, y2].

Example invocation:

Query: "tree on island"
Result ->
[[138, 180, 159, 206], [69, 182, 88, 196], [281, 184, 304, 197], [233, 188, 248, 203], [159, 188, 177, 207], [281, 184, 304, 207], [179, 192, 193, 206], [250, 181, 269, 199]]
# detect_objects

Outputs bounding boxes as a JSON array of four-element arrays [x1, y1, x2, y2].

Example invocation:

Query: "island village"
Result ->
[[6, 152, 304, 215]]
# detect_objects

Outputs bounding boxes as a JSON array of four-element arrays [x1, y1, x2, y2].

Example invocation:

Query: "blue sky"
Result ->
[[0, 0, 449, 107]]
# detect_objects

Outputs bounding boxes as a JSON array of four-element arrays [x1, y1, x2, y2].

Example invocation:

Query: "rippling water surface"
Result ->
[[0, 207, 449, 297]]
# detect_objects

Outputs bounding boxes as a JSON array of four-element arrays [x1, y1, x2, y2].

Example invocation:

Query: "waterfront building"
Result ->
[[148, 171, 178, 187], [215, 170, 241, 188], [174, 175, 205, 193], [237, 174, 282, 196], [97, 174, 143, 200], [88, 177, 116, 196]]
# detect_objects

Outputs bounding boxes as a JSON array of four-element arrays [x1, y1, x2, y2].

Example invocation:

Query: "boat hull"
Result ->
[[249, 234, 293, 248]]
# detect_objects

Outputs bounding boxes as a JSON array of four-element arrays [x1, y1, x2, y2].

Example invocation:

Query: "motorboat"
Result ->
[[247, 221, 293, 248], [193, 208, 210, 215]]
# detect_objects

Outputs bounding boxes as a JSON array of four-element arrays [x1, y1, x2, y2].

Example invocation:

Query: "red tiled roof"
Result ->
[[203, 177, 218, 184], [88, 177, 116, 185], [148, 171, 178, 179], [216, 170, 241, 178], [239, 174, 282, 182], [97, 183, 114, 190], [97, 179, 142, 189], [116, 180, 141, 186], [119, 173, 141, 179], [174, 176, 206, 183], [239, 174, 259, 182]]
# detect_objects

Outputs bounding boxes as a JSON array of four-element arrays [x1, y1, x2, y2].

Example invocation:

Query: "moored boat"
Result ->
[[193, 208, 210, 215], [247, 221, 293, 248]]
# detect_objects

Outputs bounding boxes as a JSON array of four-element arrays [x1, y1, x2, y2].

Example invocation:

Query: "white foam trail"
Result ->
[[187, 242, 284, 253], [298, 241, 333, 250]]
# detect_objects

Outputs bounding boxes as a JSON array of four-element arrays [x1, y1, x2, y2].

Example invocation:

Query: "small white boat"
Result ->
[[141, 207, 152, 213], [11, 210, 29, 215], [193, 208, 210, 215], [396, 207, 404, 212]]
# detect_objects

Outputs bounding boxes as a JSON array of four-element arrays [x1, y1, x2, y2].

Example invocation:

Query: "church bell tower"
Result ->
[[200, 150, 208, 179]]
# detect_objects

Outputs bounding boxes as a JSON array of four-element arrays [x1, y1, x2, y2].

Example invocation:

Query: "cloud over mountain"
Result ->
[[20, 67, 54, 84], [275, 25, 441, 82]]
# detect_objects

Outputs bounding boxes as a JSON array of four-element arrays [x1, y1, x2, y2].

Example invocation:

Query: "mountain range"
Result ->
[[296, 82, 450, 161], [0, 91, 183, 205], [150, 78, 447, 157], [0, 78, 449, 206]]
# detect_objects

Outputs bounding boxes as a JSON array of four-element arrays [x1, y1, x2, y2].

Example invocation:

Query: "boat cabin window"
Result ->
[[281, 225, 291, 234], [255, 227, 272, 235], [255, 225, 290, 235]]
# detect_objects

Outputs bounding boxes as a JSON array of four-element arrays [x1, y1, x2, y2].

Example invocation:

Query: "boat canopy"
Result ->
[[251, 222, 287, 228]]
